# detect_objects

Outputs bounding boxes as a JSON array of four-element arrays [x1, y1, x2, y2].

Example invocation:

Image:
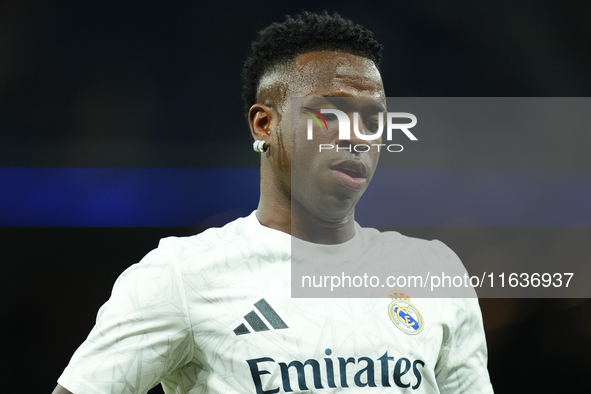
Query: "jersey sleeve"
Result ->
[[57, 240, 194, 394], [435, 297, 494, 393]]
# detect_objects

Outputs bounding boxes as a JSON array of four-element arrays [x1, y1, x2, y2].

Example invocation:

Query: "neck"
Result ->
[[256, 186, 292, 236], [256, 190, 357, 245]]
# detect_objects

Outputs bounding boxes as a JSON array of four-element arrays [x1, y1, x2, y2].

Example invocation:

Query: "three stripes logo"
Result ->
[[233, 298, 288, 335]]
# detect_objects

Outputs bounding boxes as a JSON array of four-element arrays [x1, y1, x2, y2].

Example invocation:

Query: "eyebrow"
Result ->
[[366, 103, 387, 113], [324, 94, 385, 109], [304, 96, 331, 106], [305, 96, 386, 113]]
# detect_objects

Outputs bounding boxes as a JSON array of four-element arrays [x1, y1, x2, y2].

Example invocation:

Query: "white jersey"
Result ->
[[58, 211, 493, 394]]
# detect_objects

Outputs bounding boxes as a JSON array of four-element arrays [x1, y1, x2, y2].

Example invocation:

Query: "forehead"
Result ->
[[290, 51, 384, 98]]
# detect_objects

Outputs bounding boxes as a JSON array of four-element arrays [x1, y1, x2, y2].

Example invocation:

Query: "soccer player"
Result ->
[[53, 12, 493, 394]]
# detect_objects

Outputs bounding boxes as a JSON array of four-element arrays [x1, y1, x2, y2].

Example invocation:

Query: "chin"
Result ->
[[312, 193, 360, 221]]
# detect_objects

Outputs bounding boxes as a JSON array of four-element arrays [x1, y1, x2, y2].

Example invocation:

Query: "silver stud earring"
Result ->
[[253, 140, 267, 153]]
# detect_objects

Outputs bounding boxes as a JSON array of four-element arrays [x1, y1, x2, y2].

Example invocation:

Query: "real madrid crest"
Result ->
[[388, 291, 424, 335]]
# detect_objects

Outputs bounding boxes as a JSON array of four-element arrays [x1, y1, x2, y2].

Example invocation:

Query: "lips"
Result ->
[[330, 159, 368, 178], [329, 160, 368, 189]]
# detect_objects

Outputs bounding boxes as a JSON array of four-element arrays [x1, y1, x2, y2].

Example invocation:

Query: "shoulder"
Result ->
[[109, 217, 249, 286], [357, 225, 456, 260], [152, 213, 285, 273], [357, 225, 474, 297], [158, 212, 246, 255], [161, 214, 250, 250]]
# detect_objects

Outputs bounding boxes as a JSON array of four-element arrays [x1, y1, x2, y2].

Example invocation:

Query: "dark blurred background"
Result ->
[[1, 0, 590, 392]]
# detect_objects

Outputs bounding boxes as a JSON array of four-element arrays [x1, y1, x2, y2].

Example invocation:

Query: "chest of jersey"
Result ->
[[180, 249, 445, 393]]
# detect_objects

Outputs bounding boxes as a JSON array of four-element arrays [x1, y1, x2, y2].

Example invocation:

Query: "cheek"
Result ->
[[371, 150, 380, 169], [271, 121, 292, 175]]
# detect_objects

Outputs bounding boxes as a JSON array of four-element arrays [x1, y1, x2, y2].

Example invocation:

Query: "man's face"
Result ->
[[273, 51, 385, 222]]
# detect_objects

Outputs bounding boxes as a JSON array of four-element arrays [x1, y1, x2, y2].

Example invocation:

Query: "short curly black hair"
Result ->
[[242, 11, 383, 119]]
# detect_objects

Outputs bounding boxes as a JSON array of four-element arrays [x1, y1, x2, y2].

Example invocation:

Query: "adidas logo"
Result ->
[[233, 298, 288, 335]]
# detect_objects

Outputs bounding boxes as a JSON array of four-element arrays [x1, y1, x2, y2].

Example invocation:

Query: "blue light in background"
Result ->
[[1, 168, 590, 227], [0, 168, 259, 226]]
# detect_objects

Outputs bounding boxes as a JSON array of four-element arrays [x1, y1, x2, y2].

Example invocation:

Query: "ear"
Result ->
[[248, 104, 277, 145]]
